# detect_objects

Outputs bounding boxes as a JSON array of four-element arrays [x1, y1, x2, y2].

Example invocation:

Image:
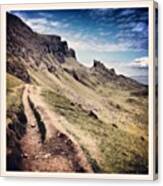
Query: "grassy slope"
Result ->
[[29, 62, 148, 174], [7, 73, 24, 124]]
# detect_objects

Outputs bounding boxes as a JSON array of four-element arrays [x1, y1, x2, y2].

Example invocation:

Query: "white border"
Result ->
[[0, 0, 156, 180]]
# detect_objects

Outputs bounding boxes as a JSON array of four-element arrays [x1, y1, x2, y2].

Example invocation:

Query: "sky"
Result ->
[[11, 8, 149, 83]]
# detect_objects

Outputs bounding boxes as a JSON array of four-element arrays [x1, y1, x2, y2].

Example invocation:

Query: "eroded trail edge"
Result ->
[[20, 85, 92, 172]]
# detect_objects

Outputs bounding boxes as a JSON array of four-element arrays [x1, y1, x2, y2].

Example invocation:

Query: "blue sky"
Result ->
[[11, 8, 149, 80]]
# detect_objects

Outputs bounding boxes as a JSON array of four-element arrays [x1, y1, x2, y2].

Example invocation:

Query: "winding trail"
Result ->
[[20, 84, 92, 172]]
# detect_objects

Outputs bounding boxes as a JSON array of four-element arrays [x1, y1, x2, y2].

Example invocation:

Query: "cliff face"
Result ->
[[7, 13, 76, 82]]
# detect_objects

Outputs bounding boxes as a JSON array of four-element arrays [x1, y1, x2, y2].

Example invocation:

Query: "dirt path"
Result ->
[[20, 84, 92, 172]]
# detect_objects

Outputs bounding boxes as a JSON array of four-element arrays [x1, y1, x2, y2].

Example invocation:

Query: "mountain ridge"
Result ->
[[7, 12, 145, 90]]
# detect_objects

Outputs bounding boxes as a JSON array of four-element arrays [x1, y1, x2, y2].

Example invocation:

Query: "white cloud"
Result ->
[[37, 12, 54, 19], [99, 31, 111, 37], [25, 18, 61, 34], [13, 13, 69, 35], [132, 22, 146, 32], [13, 13, 144, 53], [68, 38, 133, 53], [129, 57, 148, 68]]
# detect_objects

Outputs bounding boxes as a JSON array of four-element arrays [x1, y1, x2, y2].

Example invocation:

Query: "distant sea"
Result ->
[[130, 76, 148, 85]]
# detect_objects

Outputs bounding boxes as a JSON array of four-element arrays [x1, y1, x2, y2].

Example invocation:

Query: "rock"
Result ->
[[115, 104, 121, 109], [67, 48, 76, 58], [66, 139, 73, 146], [110, 68, 115, 75], [140, 136, 145, 141], [22, 153, 28, 159], [44, 153, 51, 159], [70, 102, 75, 106], [88, 110, 98, 119], [122, 152, 127, 156], [31, 124, 36, 128], [91, 59, 145, 89], [93, 60, 106, 70], [57, 132, 67, 140], [34, 155, 39, 159], [112, 123, 118, 128]]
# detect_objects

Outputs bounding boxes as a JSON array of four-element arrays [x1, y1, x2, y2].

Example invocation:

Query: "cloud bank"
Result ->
[[130, 57, 148, 69]]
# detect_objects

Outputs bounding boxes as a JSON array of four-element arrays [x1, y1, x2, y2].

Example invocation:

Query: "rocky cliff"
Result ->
[[7, 13, 76, 82], [90, 60, 144, 89]]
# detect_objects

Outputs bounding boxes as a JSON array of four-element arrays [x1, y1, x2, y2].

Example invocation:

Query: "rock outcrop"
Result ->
[[91, 60, 145, 89], [92, 59, 116, 77]]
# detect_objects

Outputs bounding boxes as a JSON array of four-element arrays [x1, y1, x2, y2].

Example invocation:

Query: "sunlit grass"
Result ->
[[7, 73, 24, 124], [42, 88, 148, 174]]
